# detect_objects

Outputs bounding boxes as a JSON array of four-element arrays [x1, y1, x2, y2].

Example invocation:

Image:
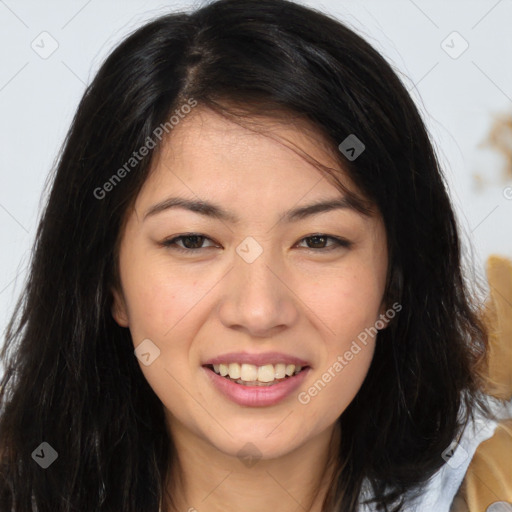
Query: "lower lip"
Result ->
[[203, 366, 311, 407]]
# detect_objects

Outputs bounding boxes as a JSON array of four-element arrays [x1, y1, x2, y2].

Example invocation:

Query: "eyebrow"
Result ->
[[143, 195, 366, 224]]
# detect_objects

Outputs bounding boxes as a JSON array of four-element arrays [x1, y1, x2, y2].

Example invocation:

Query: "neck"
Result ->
[[162, 421, 341, 512]]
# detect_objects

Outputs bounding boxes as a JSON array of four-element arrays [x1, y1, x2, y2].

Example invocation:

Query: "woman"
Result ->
[[0, 0, 509, 510]]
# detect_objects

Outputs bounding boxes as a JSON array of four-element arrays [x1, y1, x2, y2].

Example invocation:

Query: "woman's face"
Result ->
[[112, 107, 389, 460]]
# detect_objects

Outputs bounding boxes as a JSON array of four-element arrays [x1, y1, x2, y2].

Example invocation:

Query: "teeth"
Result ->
[[209, 362, 305, 383], [257, 364, 275, 383], [240, 363, 258, 381], [285, 364, 296, 376], [274, 363, 286, 379], [228, 363, 241, 379]]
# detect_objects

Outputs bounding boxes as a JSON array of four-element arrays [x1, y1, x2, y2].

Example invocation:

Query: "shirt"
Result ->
[[359, 396, 512, 512]]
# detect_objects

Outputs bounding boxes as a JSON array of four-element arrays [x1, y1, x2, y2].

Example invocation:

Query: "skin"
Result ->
[[111, 107, 389, 512]]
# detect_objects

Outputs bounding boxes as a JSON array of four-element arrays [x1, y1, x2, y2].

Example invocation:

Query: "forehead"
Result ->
[[131, 107, 372, 225], [164, 106, 339, 161]]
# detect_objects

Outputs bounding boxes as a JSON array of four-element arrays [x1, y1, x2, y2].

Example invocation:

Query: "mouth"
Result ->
[[203, 362, 310, 387]]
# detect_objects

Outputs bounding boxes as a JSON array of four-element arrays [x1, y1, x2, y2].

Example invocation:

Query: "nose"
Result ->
[[216, 246, 300, 339]]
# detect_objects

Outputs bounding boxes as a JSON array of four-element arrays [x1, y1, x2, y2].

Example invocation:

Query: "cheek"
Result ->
[[118, 260, 206, 394], [121, 260, 205, 340], [295, 283, 377, 428], [302, 262, 385, 340], [307, 341, 375, 425], [295, 259, 383, 412], [121, 268, 205, 414]]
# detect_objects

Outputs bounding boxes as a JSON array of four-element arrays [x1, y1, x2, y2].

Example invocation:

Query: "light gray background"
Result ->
[[1, 0, 512, 353]]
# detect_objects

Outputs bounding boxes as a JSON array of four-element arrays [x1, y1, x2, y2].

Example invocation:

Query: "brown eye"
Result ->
[[161, 234, 218, 252], [177, 235, 206, 249], [297, 234, 352, 251]]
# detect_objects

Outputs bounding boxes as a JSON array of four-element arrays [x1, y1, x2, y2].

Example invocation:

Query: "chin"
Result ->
[[206, 424, 306, 462]]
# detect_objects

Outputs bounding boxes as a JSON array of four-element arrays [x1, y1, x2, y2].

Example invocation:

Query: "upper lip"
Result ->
[[203, 351, 311, 367]]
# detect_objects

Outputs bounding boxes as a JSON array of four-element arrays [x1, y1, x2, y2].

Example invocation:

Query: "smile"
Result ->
[[203, 363, 311, 406], [207, 362, 306, 386]]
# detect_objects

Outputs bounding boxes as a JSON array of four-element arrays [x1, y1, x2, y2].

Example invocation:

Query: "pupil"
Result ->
[[184, 235, 203, 249], [309, 235, 325, 248]]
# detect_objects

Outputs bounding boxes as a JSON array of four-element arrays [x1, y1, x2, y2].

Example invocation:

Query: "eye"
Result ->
[[160, 233, 218, 253], [295, 234, 352, 252], [159, 233, 352, 254]]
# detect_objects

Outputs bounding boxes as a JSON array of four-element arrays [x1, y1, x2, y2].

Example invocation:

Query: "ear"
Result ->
[[111, 286, 129, 327], [376, 301, 391, 331]]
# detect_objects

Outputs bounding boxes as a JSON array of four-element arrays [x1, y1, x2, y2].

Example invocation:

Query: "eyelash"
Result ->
[[160, 233, 352, 254]]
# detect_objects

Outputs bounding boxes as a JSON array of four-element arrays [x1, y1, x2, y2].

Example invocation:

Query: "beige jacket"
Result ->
[[451, 255, 512, 511]]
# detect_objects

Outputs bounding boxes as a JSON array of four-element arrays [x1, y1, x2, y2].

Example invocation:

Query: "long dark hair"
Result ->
[[0, 1, 504, 510]]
